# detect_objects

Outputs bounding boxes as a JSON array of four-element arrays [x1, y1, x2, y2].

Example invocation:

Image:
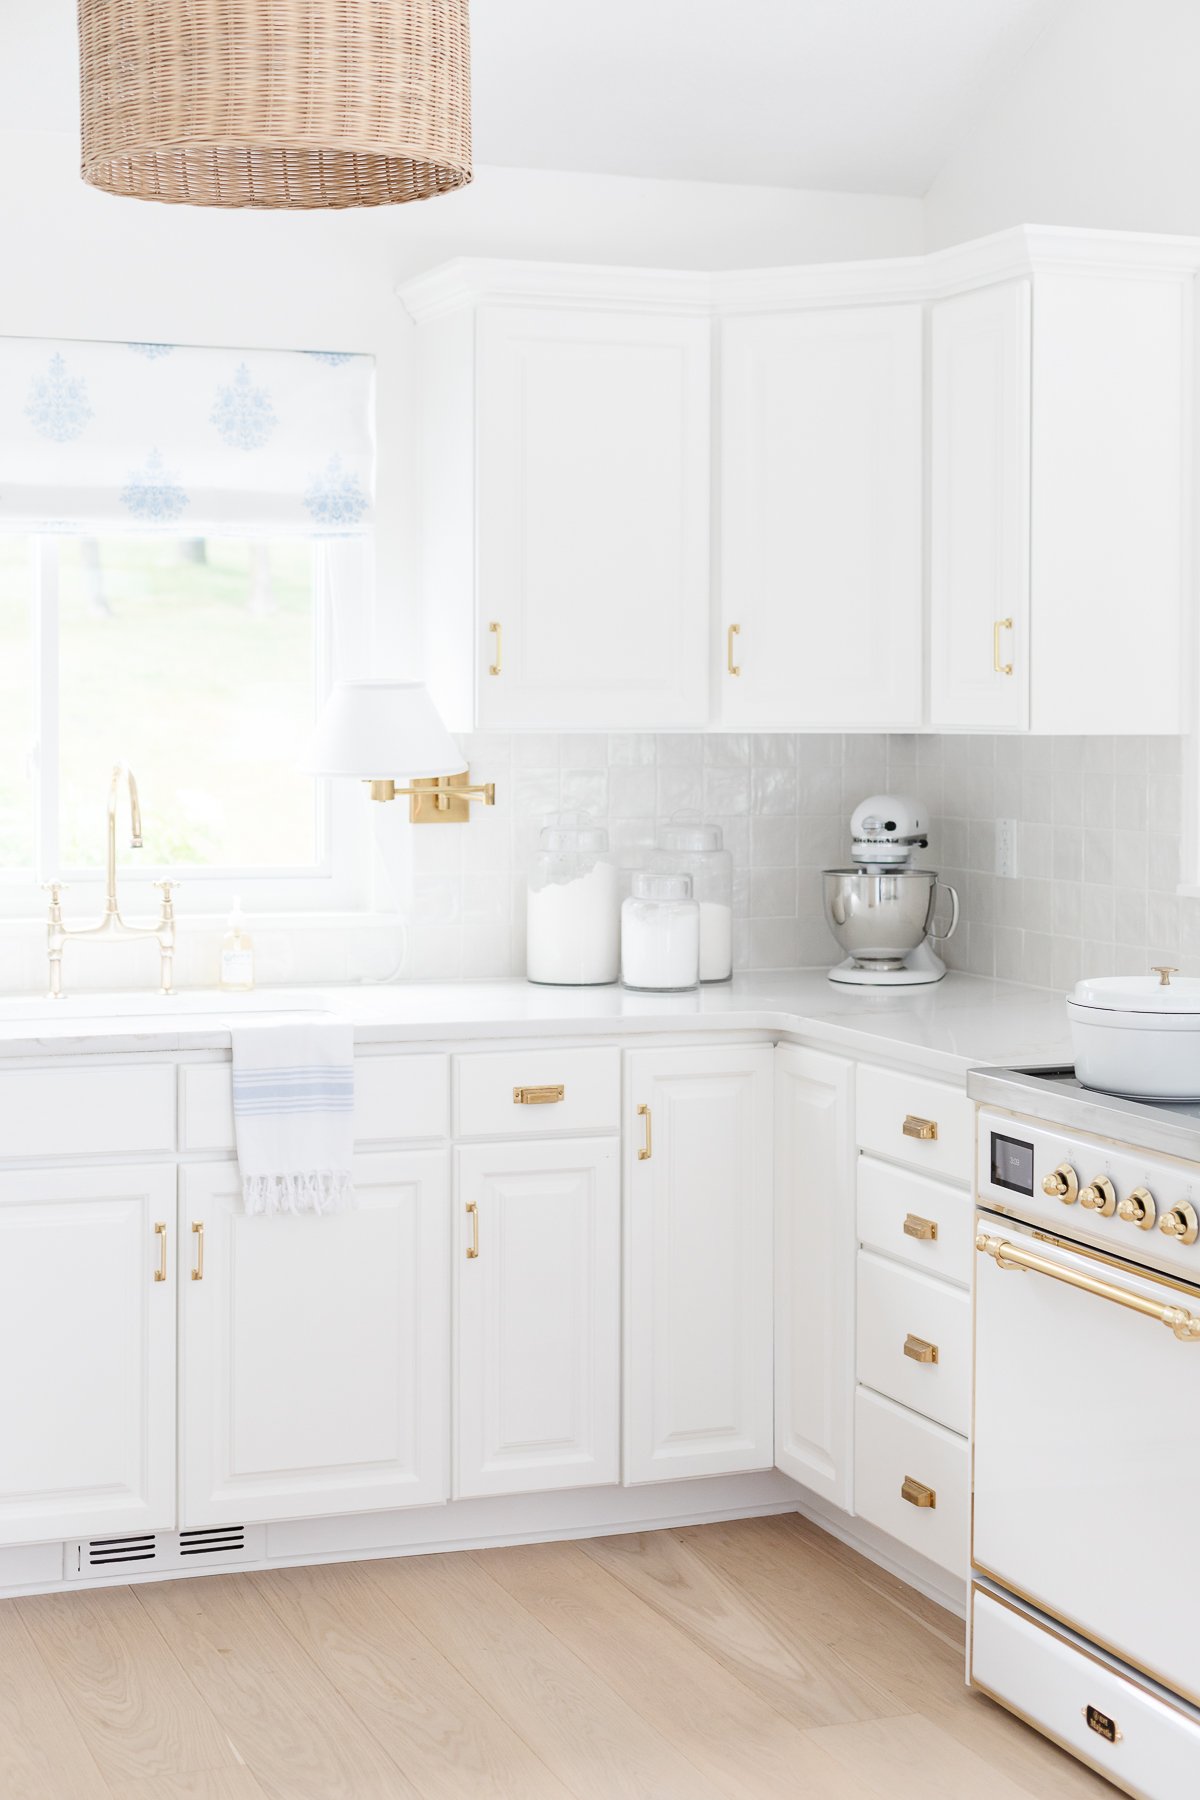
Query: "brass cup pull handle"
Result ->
[[902, 1114, 938, 1142], [191, 1220, 204, 1281], [993, 616, 1014, 676], [727, 623, 741, 677], [513, 1085, 565, 1106], [465, 1201, 479, 1259], [488, 621, 502, 676], [903, 1333, 939, 1365], [902, 1213, 938, 1242], [154, 1221, 167, 1283], [637, 1102, 652, 1161], [901, 1476, 936, 1509]]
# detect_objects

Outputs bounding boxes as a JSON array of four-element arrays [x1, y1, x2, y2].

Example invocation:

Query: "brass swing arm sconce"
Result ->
[[366, 769, 496, 825]]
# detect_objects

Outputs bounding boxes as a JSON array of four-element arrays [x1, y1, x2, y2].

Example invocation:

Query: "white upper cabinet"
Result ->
[[719, 304, 924, 730], [930, 281, 1031, 732]]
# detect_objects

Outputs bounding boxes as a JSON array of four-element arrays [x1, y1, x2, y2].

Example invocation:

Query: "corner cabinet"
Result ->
[[624, 1045, 774, 1483]]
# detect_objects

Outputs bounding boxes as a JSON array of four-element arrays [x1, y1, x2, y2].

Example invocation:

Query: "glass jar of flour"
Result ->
[[621, 872, 701, 992], [526, 814, 619, 986], [657, 821, 734, 982]]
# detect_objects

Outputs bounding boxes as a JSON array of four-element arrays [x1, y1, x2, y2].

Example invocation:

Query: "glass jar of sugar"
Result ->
[[621, 872, 701, 992], [657, 821, 734, 982], [526, 814, 619, 986]]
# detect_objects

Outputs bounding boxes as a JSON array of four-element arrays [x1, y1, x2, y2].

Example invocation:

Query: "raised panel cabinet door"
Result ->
[[455, 1138, 620, 1498], [475, 306, 711, 730], [774, 1045, 855, 1508], [625, 1045, 774, 1484], [180, 1152, 450, 1528], [929, 280, 1031, 731], [0, 1163, 177, 1545], [720, 305, 923, 729]]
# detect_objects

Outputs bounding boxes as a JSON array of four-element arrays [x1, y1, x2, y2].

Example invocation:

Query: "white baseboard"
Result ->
[[784, 1480, 967, 1619]]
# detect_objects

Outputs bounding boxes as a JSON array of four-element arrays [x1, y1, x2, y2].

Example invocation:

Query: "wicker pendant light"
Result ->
[[78, 1, 471, 209]]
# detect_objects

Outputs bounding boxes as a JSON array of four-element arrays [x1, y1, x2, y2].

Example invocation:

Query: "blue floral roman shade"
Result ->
[[0, 337, 375, 536]]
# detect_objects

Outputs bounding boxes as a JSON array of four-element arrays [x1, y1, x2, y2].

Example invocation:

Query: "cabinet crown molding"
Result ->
[[398, 226, 1200, 324]]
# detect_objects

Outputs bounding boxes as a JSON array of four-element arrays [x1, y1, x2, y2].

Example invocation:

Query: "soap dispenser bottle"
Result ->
[[219, 896, 255, 992]]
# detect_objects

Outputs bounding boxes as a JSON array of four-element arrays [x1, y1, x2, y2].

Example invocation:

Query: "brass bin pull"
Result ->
[[901, 1476, 936, 1509], [153, 1221, 167, 1283], [637, 1103, 652, 1161], [191, 1221, 205, 1282], [902, 1114, 938, 1142], [993, 616, 1014, 676], [903, 1213, 938, 1241], [903, 1333, 939, 1365], [465, 1201, 479, 1260], [727, 623, 741, 677], [513, 1084, 565, 1105], [976, 1231, 1200, 1341], [488, 621, 502, 677]]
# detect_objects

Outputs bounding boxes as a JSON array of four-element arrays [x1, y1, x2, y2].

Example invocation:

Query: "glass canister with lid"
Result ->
[[657, 820, 734, 982], [526, 813, 619, 986], [621, 872, 701, 992]]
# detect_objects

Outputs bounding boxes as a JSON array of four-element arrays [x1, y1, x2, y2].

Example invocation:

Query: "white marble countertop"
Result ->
[[0, 970, 1073, 1079]]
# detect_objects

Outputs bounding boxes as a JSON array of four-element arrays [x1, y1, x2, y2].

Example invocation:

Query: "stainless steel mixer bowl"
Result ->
[[822, 868, 955, 970]]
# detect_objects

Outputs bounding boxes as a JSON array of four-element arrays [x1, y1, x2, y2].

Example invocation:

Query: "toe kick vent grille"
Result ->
[[68, 1523, 266, 1581]]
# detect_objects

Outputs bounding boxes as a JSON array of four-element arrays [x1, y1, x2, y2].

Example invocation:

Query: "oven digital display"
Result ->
[[990, 1132, 1034, 1195]]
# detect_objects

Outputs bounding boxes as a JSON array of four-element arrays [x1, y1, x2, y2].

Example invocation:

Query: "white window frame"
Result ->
[[0, 534, 372, 918]]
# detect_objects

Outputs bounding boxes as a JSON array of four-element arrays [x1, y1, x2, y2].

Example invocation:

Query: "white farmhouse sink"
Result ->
[[0, 990, 331, 1023]]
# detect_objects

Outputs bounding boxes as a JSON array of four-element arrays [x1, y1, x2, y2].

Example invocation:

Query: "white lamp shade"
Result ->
[[304, 680, 466, 781]]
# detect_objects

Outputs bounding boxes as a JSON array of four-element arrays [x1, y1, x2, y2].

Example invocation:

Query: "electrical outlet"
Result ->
[[995, 818, 1018, 879]]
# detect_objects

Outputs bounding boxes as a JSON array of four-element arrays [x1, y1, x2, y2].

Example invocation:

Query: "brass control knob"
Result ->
[[1117, 1187, 1157, 1231], [1079, 1177, 1117, 1217], [1160, 1202, 1199, 1246], [1042, 1164, 1079, 1205]]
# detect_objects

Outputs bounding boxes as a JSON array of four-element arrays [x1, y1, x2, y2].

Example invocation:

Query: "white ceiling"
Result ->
[[2, 0, 1062, 196]]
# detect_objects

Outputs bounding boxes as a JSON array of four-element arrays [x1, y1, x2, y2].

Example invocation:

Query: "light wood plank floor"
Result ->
[[3, 1514, 1117, 1799]]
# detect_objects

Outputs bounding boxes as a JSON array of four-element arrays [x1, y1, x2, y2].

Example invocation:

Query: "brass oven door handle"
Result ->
[[903, 1213, 938, 1241], [727, 623, 741, 677], [993, 616, 1014, 676], [976, 1231, 1200, 1340], [903, 1333, 939, 1364], [488, 621, 502, 676], [154, 1221, 167, 1283], [637, 1103, 652, 1161], [465, 1201, 479, 1259], [902, 1114, 938, 1142], [513, 1085, 565, 1106], [901, 1476, 936, 1509], [191, 1220, 205, 1281]]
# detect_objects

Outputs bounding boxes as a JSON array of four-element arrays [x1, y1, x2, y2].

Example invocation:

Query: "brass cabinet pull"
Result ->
[[993, 616, 1014, 676], [902, 1114, 938, 1142], [727, 623, 741, 677], [977, 1231, 1200, 1340], [513, 1084, 565, 1106], [191, 1220, 205, 1282], [153, 1221, 167, 1283], [903, 1333, 939, 1364], [902, 1213, 938, 1241], [637, 1102, 652, 1161], [488, 621, 502, 676], [901, 1475, 937, 1509], [465, 1201, 479, 1259]]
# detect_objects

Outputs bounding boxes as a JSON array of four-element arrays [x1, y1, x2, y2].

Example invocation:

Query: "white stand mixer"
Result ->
[[822, 796, 960, 987]]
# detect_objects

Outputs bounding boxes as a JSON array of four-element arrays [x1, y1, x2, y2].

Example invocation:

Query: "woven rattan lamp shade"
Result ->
[[78, 0, 471, 209]]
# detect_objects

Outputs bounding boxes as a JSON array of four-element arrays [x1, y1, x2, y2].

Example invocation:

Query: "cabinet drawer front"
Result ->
[[856, 1064, 972, 1181], [455, 1048, 619, 1138], [180, 1055, 449, 1153], [972, 1587, 1200, 1797], [0, 1065, 175, 1160], [857, 1156, 974, 1286], [853, 1387, 968, 1579], [857, 1250, 970, 1434]]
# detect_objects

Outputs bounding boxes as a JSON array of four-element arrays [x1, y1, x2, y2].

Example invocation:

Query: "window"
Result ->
[[0, 534, 368, 914]]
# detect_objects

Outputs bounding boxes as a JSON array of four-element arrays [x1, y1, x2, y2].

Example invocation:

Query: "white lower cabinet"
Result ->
[[625, 1045, 774, 1484], [774, 1044, 855, 1508], [455, 1138, 620, 1499], [854, 1387, 969, 1578], [180, 1153, 450, 1527], [0, 1164, 177, 1545]]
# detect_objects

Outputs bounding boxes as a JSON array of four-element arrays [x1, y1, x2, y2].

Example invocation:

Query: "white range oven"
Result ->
[[970, 1065, 1200, 1799]]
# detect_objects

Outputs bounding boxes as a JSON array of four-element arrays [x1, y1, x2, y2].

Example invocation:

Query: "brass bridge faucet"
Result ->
[[44, 764, 179, 999]]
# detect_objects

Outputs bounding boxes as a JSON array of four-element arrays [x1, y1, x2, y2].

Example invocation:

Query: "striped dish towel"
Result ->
[[231, 1021, 355, 1215]]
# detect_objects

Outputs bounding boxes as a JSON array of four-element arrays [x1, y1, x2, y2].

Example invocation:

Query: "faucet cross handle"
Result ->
[[41, 880, 69, 910], [153, 879, 181, 913]]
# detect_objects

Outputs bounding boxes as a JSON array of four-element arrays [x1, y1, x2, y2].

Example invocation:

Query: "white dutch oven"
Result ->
[[1068, 967, 1200, 1100]]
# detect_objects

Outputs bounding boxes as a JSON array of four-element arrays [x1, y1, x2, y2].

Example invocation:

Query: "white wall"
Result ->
[[924, 0, 1200, 246]]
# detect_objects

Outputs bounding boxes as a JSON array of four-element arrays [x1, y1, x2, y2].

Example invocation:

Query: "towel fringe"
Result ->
[[242, 1171, 356, 1217]]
